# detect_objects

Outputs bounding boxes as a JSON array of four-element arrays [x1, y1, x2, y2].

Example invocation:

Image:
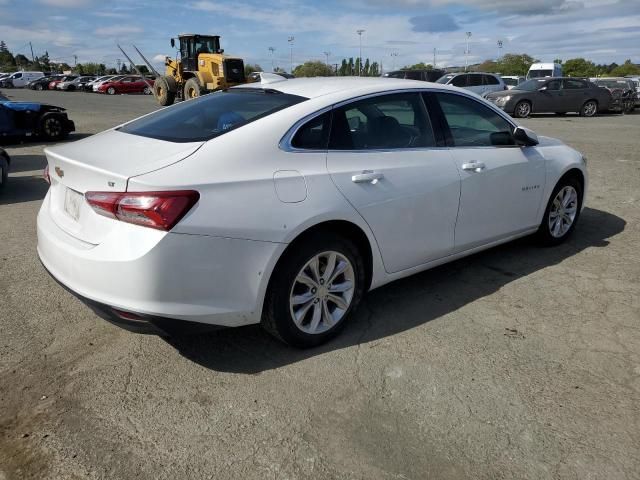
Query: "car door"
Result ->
[[326, 92, 461, 273], [536, 79, 563, 112], [429, 91, 546, 251], [562, 78, 589, 112], [466, 74, 484, 94], [483, 74, 502, 94]]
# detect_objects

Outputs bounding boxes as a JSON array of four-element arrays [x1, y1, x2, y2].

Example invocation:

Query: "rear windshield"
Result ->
[[119, 89, 307, 143]]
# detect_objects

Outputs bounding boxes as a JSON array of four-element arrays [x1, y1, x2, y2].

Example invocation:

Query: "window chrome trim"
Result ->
[[278, 87, 518, 153]]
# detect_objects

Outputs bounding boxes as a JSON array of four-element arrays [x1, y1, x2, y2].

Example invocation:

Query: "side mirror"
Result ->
[[170, 38, 175, 48], [513, 126, 539, 146]]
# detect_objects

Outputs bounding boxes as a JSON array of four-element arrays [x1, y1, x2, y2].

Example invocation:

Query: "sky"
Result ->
[[0, 0, 638, 72]]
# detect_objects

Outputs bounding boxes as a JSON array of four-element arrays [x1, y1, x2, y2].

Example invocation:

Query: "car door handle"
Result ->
[[461, 162, 486, 172], [352, 171, 384, 184]]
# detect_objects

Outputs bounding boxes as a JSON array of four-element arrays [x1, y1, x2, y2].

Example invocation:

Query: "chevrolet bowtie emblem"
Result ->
[[55, 166, 64, 178]]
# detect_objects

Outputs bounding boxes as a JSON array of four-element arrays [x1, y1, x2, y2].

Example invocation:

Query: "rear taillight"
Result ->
[[43, 164, 50, 184], [85, 190, 199, 231]]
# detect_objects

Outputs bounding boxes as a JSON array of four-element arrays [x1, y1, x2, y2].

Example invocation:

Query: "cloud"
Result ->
[[153, 54, 167, 62], [94, 25, 143, 37], [360, 0, 585, 15], [39, 0, 91, 6], [410, 14, 459, 32], [93, 11, 130, 18]]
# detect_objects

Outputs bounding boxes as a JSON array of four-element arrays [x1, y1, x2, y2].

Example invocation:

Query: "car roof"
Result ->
[[233, 76, 461, 100]]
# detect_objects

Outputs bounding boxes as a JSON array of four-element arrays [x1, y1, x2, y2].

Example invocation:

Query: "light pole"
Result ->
[[465, 31, 472, 72], [433, 47, 437, 68], [356, 29, 365, 76], [288, 36, 294, 73], [390, 50, 398, 71], [323, 51, 331, 67], [497, 39, 503, 60], [268, 46, 276, 71]]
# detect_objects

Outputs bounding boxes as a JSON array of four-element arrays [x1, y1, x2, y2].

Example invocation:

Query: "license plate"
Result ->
[[64, 188, 83, 221]]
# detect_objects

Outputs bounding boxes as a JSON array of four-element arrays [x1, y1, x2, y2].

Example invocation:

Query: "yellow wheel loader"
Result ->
[[154, 34, 246, 106]]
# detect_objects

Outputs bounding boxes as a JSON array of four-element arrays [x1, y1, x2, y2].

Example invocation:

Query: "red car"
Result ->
[[48, 75, 77, 90], [97, 76, 154, 95]]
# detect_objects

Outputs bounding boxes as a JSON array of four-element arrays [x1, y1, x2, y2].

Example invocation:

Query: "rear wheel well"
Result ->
[[269, 221, 373, 294]]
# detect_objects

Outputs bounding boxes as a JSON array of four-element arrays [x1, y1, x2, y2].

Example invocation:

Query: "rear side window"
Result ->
[[564, 79, 587, 89], [467, 75, 483, 87], [291, 111, 331, 150], [483, 75, 499, 85], [435, 93, 515, 147], [329, 93, 436, 150], [404, 71, 422, 80], [119, 89, 307, 143]]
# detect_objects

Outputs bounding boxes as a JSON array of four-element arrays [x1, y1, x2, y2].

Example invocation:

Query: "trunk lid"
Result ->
[[45, 129, 203, 245]]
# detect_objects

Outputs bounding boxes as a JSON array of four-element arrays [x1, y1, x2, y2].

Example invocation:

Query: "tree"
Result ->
[[348, 57, 354, 76], [273, 66, 286, 73], [119, 63, 130, 74], [244, 63, 262, 75], [476, 59, 499, 73], [0, 41, 8, 53], [369, 61, 380, 77], [292, 61, 334, 77], [135, 65, 150, 75], [14, 53, 30, 68], [363, 58, 370, 76], [496, 53, 537, 76], [355, 57, 361, 76], [338, 59, 348, 76], [402, 62, 433, 70], [563, 58, 598, 77], [610, 59, 640, 77]]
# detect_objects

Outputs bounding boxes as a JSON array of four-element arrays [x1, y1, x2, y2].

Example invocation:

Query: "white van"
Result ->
[[527, 63, 562, 79], [5, 71, 45, 88]]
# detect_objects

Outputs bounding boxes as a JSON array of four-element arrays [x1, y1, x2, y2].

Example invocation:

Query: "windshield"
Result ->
[[528, 69, 553, 78], [436, 74, 455, 84], [119, 89, 307, 143], [515, 79, 548, 91]]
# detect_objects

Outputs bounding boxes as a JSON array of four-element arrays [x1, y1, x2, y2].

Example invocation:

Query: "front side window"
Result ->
[[467, 74, 483, 87], [563, 79, 587, 90], [451, 75, 468, 87], [120, 89, 307, 143], [435, 93, 515, 147], [546, 80, 562, 90], [329, 93, 436, 150]]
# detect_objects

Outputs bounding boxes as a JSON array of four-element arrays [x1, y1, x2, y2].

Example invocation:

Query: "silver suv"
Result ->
[[436, 72, 507, 96]]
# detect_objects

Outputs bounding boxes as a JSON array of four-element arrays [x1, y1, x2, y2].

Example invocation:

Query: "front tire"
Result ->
[[36, 84, 44, 91], [107, 87, 116, 95], [39, 113, 67, 141], [536, 177, 583, 246], [514, 101, 531, 118], [580, 100, 597, 117], [262, 233, 366, 348]]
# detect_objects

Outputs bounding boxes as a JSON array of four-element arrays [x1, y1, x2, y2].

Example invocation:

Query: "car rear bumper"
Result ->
[[37, 191, 282, 332]]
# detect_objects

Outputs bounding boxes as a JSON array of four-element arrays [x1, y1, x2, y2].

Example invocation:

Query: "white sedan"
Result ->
[[37, 77, 587, 347]]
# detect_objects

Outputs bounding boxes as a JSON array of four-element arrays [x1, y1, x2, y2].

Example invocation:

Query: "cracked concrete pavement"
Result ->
[[1, 90, 639, 479]]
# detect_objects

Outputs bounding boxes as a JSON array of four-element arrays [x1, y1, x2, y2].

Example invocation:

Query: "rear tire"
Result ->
[[143, 86, 151, 95], [580, 100, 597, 117], [536, 176, 583, 246], [262, 233, 366, 348], [153, 76, 176, 106], [183, 77, 203, 101], [36, 84, 44, 91], [514, 101, 531, 118]]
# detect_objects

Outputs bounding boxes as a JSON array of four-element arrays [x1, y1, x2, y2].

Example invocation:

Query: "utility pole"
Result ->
[[465, 31, 472, 72], [356, 29, 365, 76], [116, 58, 121, 72], [497, 39, 503, 59], [390, 50, 398, 71], [288, 36, 294, 73], [268, 46, 275, 71], [73, 54, 78, 67], [29, 42, 35, 63], [433, 48, 437, 69], [323, 51, 331, 67]]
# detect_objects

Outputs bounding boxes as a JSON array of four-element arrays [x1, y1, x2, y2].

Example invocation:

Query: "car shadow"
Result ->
[[0, 171, 49, 205], [528, 113, 622, 119], [0, 132, 93, 147], [165, 207, 626, 374]]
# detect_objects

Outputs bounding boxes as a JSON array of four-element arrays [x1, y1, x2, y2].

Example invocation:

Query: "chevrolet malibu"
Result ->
[[37, 77, 587, 347]]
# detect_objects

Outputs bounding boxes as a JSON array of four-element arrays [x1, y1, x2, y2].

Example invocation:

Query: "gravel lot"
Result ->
[[1, 89, 639, 480]]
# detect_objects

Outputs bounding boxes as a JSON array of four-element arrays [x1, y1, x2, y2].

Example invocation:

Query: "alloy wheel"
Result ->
[[289, 251, 355, 335], [583, 101, 597, 117], [516, 102, 531, 118], [43, 117, 62, 138], [548, 186, 578, 238]]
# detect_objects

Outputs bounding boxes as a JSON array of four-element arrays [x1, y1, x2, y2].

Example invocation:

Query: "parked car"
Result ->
[[436, 72, 507, 95], [28, 75, 64, 90], [527, 63, 563, 79], [37, 77, 587, 347], [501, 75, 525, 90], [49, 75, 77, 90], [92, 75, 122, 92], [486, 77, 611, 118], [84, 75, 115, 92], [383, 69, 445, 82], [0, 147, 9, 190], [58, 76, 96, 91], [591, 78, 636, 113], [97, 76, 154, 95], [628, 78, 640, 108], [0, 71, 45, 88], [0, 99, 75, 140]]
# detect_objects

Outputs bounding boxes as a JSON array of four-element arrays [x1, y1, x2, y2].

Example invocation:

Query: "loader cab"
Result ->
[[173, 35, 222, 72]]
